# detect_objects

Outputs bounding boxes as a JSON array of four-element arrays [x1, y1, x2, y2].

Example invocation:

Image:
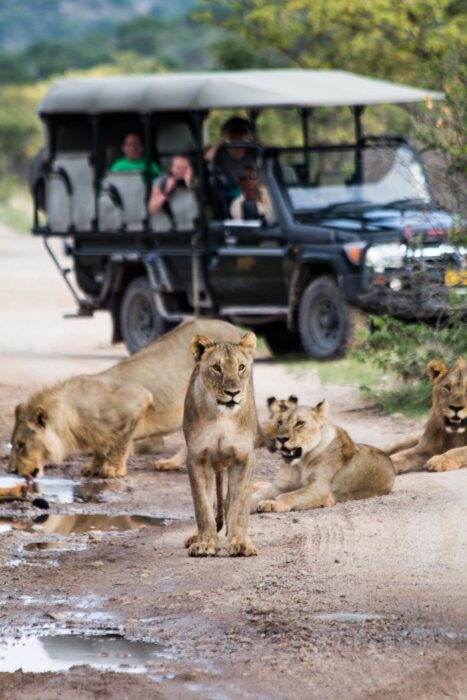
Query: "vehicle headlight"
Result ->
[[365, 243, 407, 273]]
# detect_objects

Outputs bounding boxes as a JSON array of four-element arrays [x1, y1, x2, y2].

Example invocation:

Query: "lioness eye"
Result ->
[[277, 419, 282, 427], [295, 421, 305, 429], [238, 364, 245, 372], [442, 385, 450, 393], [16, 441, 25, 453], [212, 364, 222, 373]]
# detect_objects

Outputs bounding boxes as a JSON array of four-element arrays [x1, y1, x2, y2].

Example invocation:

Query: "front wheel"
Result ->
[[298, 276, 352, 360], [120, 276, 170, 354]]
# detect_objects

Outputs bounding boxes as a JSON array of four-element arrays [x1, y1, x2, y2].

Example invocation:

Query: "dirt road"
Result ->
[[0, 225, 466, 699]]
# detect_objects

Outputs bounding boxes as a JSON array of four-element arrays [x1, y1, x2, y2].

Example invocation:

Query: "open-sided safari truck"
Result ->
[[31, 69, 464, 357]]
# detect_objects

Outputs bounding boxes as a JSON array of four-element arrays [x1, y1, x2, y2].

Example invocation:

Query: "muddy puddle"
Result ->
[[0, 513, 170, 536], [0, 475, 121, 504], [0, 633, 170, 673]]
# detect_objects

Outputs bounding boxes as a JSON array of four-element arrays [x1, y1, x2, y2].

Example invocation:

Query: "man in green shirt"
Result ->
[[110, 132, 160, 179]]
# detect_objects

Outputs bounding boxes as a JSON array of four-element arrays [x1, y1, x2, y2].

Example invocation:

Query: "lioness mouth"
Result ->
[[280, 446, 302, 462], [218, 399, 239, 409], [444, 416, 466, 432]]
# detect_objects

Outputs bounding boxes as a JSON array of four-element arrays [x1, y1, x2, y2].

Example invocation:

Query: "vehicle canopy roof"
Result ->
[[39, 69, 443, 115]]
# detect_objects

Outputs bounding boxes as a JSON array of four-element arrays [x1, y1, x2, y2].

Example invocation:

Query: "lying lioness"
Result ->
[[9, 319, 242, 479], [184, 332, 258, 557], [387, 357, 467, 473], [252, 400, 395, 512]]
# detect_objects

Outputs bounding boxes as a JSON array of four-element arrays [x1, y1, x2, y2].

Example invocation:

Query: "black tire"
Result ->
[[261, 321, 304, 356], [298, 276, 352, 360], [120, 276, 170, 354]]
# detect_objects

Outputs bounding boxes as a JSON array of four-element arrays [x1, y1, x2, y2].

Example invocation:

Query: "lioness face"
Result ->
[[266, 395, 298, 417], [191, 332, 256, 413], [272, 401, 328, 462], [9, 403, 50, 478], [428, 358, 467, 434]]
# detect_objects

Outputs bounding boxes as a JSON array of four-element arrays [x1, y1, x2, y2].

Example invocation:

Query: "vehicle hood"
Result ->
[[320, 208, 456, 242]]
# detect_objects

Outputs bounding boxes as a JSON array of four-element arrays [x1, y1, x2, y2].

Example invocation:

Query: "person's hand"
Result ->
[[164, 176, 177, 195], [184, 165, 193, 187]]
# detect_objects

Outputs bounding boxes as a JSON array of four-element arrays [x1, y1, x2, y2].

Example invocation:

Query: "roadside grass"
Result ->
[[0, 185, 32, 233], [281, 354, 430, 417]]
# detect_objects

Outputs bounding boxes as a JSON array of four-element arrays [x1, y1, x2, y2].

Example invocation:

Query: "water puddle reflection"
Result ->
[[0, 633, 169, 673], [0, 475, 121, 504], [0, 513, 169, 536]]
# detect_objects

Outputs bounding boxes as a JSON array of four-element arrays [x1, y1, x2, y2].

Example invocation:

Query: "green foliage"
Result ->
[[199, 0, 465, 87], [353, 313, 467, 383]]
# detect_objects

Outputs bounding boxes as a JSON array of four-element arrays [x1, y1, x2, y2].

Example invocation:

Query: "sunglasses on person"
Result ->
[[239, 173, 258, 182]]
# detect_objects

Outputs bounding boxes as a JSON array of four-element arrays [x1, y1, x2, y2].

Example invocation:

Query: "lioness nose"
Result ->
[[225, 390, 240, 398], [277, 437, 288, 445], [449, 405, 463, 414]]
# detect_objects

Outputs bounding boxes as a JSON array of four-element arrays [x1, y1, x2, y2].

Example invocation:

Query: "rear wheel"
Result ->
[[120, 276, 170, 354], [298, 276, 352, 359]]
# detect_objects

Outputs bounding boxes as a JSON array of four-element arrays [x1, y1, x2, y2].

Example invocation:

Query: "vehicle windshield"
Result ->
[[279, 143, 432, 215]]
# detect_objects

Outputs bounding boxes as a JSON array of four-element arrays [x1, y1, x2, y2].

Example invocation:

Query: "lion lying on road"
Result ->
[[251, 400, 395, 513], [387, 357, 467, 473], [9, 319, 242, 479], [184, 332, 258, 557]]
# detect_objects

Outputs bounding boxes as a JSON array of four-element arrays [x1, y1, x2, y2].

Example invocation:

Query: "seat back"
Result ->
[[98, 171, 146, 232], [45, 152, 94, 232], [169, 188, 199, 231]]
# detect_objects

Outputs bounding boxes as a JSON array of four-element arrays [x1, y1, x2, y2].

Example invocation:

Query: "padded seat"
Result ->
[[98, 171, 147, 232], [45, 152, 94, 232]]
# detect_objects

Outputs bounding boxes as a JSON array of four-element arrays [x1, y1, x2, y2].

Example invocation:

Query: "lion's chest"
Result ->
[[189, 412, 253, 465]]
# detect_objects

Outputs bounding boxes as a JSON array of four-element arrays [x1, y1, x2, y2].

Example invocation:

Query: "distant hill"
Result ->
[[0, 0, 195, 50]]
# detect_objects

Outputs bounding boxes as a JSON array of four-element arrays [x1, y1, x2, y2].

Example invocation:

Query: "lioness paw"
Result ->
[[426, 455, 460, 472], [257, 499, 282, 513], [188, 538, 219, 557], [154, 459, 183, 472], [228, 537, 257, 557], [184, 530, 199, 548]]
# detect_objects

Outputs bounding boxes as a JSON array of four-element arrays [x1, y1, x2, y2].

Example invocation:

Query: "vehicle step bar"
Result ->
[[219, 306, 288, 315]]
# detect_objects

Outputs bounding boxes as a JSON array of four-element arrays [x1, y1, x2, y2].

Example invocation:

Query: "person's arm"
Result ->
[[148, 175, 176, 215]]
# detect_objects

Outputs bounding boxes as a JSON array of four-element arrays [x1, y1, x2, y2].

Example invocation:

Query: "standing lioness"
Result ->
[[183, 332, 258, 557]]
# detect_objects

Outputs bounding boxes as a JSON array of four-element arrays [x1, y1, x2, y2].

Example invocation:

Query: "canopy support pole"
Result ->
[[141, 114, 153, 232], [300, 107, 311, 182], [352, 105, 365, 184], [89, 115, 100, 231], [191, 111, 208, 318]]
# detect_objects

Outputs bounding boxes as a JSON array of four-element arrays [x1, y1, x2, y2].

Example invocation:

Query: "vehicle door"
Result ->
[[206, 220, 288, 309]]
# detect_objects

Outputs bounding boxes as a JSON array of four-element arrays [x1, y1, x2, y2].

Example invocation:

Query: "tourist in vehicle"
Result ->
[[205, 116, 258, 202], [230, 165, 275, 225], [147, 155, 194, 216], [110, 132, 160, 178]]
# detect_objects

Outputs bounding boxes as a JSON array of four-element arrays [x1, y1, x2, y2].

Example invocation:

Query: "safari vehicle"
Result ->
[[31, 69, 464, 358]]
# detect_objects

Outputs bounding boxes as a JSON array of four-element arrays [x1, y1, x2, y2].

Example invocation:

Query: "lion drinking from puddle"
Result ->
[[252, 400, 395, 513], [183, 332, 258, 557], [9, 319, 241, 479]]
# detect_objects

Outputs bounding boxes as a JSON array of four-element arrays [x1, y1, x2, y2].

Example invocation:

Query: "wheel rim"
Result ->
[[309, 296, 340, 352], [128, 294, 155, 347]]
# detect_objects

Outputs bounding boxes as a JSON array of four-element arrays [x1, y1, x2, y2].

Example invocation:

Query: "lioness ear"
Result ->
[[35, 407, 48, 429], [191, 335, 215, 362], [288, 395, 298, 405], [314, 399, 328, 421], [14, 403, 27, 422], [267, 397, 276, 408], [240, 331, 256, 357], [426, 360, 448, 383]]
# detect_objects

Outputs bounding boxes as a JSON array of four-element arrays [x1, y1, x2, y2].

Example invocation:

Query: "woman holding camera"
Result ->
[[148, 155, 193, 216]]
